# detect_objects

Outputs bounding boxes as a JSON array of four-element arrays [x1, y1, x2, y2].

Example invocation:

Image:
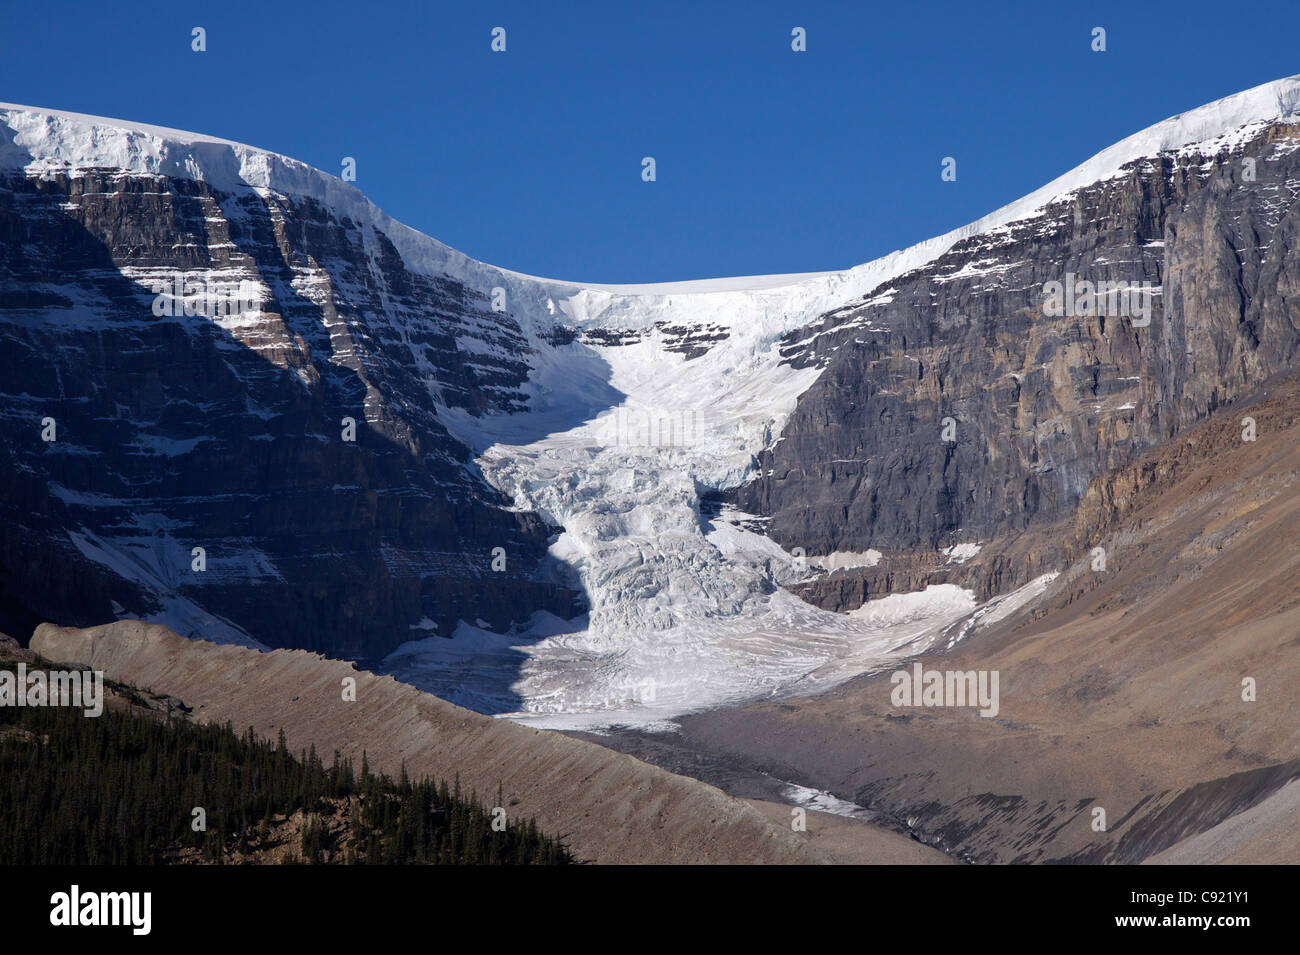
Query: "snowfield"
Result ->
[[7, 75, 1300, 727]]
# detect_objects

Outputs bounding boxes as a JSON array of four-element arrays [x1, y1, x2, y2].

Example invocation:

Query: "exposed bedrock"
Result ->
[[0, 166, 580, 655], [735, 125, 1300, 602]]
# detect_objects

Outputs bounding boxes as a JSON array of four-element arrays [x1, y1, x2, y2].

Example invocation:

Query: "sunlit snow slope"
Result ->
[[6, 75, 1299, 728], [388, 75, 1300, 728]]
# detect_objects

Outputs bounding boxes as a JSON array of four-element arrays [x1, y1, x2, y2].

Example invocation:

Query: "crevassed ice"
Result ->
[[8, 76, 1300, 726]]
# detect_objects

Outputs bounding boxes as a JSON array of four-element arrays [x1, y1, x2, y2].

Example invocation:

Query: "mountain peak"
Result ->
[[4, 74, 1300, 296]]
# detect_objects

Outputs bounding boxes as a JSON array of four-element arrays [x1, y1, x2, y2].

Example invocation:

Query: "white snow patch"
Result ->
[[782, 783, 875, 821], [5, 75, 1283, 725], [812, 550, 883, 572], [934, 573, 1060, 653], [942, 542, 982, 564], [66, 528, 267, 649]]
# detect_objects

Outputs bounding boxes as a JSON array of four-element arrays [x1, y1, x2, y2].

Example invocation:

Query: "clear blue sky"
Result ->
[[3, 0, 1296, 283]]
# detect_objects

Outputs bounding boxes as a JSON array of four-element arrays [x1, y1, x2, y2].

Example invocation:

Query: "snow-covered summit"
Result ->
[[6, 76, 1300, 727], [4, 73, 1300, 302]]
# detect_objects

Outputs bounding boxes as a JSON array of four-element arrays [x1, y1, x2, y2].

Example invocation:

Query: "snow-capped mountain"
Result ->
[[3, 75, 1299, 727]]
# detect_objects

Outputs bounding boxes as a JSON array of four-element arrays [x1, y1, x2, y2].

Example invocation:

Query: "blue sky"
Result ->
[[3, 0, 1296, 283]]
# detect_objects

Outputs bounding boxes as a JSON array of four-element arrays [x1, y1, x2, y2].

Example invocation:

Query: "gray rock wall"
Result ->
[[733, 125, 1300, 561]]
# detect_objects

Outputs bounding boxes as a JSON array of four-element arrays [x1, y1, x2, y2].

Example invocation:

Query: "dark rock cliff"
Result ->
[[4, 108, 1299, 658], [0, 165, 581, 656], [733, 124, 1300, 578]]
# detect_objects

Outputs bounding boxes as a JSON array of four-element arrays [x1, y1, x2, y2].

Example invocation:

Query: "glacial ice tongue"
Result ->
[[13, 74, 1299, 726], [382, 295, 991, 730]]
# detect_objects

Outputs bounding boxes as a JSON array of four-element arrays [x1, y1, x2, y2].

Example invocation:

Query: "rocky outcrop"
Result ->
[[4, 87, 1300, 690], [787, 542, 1056, 608], [0, 158, 580, 656], [734, 124, 1300, 577], [678, 370, 1300, 863]]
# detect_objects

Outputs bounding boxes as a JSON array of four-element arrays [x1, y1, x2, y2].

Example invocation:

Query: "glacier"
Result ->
[[5, 74, 1300, 728]]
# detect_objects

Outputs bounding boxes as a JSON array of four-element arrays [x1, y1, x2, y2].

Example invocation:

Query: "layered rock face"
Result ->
[[0, 146, 579, 656], [734, 123, 1300, 564], [678, 366, 1300, 863], [2, 79, 1299, 707]]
